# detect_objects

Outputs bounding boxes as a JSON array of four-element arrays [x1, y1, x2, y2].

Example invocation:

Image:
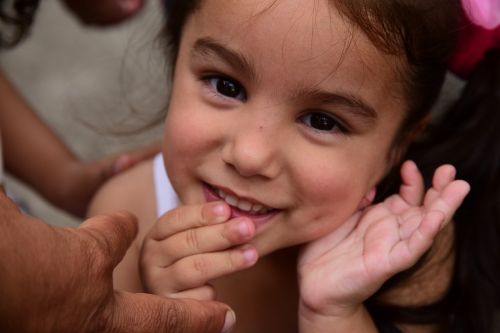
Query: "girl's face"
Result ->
[[163, 0, 407, 256]]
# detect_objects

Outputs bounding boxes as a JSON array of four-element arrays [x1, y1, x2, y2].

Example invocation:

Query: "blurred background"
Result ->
[[0, 0, 167, 226]]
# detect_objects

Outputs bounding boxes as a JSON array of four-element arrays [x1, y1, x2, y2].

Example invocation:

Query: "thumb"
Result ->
[[110, 292, 236, 333], [79, 211, 139, 268]]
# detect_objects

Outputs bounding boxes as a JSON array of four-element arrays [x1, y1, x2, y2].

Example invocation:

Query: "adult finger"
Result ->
[[150, 202, 231, 240], [109, 291, 235, 333], [79, 210, 139, 268], [153, 217, 255, 267]]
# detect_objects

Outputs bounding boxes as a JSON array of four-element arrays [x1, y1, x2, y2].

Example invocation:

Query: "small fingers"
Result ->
[[392, 179, 469, 266], [425, 179, 470, 224], [424, 164, 457, 206], [388, 178, 469, 274], [407, 179, 469, 255], [153, 217, 255, 267], [433, 164, 456, 191], [398, 160, 425, 208], [383, 161, 424, 214], [158, 245, 259, 293], [151, 202, 231, 240], [169, 285, 217, 301], [388, 210, 445, 273]]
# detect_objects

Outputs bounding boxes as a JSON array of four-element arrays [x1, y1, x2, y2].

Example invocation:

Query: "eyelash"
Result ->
[[298, 111, 349, 134], [201, 74, 247, 102], [199, 73, 349, 135]]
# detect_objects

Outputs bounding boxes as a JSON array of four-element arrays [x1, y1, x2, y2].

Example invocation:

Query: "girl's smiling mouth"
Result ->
[[203, 183, 280, 229]]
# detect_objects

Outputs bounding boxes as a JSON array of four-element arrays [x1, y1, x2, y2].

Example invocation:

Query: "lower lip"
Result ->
[[203, 184, 279, 230]]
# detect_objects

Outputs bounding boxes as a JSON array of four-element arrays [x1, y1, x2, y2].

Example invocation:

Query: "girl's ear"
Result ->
[[389, 116, 431, 170], [358, 187, 377, 210]]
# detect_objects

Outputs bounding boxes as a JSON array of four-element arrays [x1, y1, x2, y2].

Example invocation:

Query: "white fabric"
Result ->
[[153, 153, 179, 217]]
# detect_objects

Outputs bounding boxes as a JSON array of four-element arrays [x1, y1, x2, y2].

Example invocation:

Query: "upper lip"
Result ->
[[207, 183, 277, 210]]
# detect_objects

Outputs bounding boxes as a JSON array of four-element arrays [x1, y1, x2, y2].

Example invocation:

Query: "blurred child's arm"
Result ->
[[139, 202, 259, 300], [0, 70, 159, 217], [297, 161, 470, 333]]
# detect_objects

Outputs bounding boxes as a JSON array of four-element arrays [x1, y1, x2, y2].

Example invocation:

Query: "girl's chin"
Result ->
[[247, 233, 296, 258]]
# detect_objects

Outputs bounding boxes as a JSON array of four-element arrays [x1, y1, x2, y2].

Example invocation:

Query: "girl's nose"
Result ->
[[222, 126, 281, 179]]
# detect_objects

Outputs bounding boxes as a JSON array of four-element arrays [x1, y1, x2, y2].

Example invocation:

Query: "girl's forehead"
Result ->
[[187, 0, 405, 114]]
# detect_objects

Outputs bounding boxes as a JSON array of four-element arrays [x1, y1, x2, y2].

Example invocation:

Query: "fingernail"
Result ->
[[221, 310, 236, 333], [211, 202, 229, 223], [242, 246, 258, 265], [237, 220, 251, 238]]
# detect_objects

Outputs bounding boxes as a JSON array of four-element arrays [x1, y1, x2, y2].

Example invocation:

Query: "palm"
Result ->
[[298, 162, 470, 315]]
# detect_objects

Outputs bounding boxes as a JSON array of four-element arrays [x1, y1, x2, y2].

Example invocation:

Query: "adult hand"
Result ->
[[62, 0, 146, 26], [0, 191, 235, 333]]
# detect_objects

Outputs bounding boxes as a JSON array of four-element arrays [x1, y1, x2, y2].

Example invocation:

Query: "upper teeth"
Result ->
[[215, 188, 272, 214]]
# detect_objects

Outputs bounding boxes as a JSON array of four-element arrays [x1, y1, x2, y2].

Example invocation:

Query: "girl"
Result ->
[[89, 0, 498, 331]]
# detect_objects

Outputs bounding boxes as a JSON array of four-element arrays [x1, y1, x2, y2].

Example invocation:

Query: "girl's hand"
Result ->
[[140, 202, 259, 300], [298, 161, 470, 319]]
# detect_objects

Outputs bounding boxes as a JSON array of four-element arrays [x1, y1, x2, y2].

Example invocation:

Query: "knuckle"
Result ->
[[163, 301, 188, 331], [79, 230, 111, 276], [222, 223, 236, 243], [227, 251, 240, 270], [204, 286, 217, 300], [199, 204, 212, 225], [192, 257, 210, 276], [168, 208, 184, 228], [185, 228, 201, 251]]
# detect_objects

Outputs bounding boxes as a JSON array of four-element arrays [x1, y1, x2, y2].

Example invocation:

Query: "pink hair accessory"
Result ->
[[461, 0, 500, 30], [449, 0, 500, 78]]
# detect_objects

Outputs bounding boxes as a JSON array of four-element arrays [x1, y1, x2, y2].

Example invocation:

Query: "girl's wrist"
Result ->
[[298, 301, 378, 333]]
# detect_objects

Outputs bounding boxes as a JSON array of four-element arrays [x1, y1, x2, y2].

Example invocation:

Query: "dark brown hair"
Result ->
[[0, 0, 40, 48]]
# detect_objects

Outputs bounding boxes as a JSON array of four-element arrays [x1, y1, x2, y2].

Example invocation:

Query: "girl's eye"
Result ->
[[206, 76, 247, 101], [299, 112, 345, 133]]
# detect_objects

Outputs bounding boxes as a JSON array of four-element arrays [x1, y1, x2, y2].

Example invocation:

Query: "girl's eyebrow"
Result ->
[[191, 37, 258, 81], [191, 37, 377, 122], [293, 89, 378, 121]]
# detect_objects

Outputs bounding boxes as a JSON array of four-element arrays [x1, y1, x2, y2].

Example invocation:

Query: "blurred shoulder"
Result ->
[[87, 158, 156, 226]]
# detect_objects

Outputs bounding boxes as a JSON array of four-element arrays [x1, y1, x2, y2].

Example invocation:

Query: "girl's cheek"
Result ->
[[294, 158, 368, 218]]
